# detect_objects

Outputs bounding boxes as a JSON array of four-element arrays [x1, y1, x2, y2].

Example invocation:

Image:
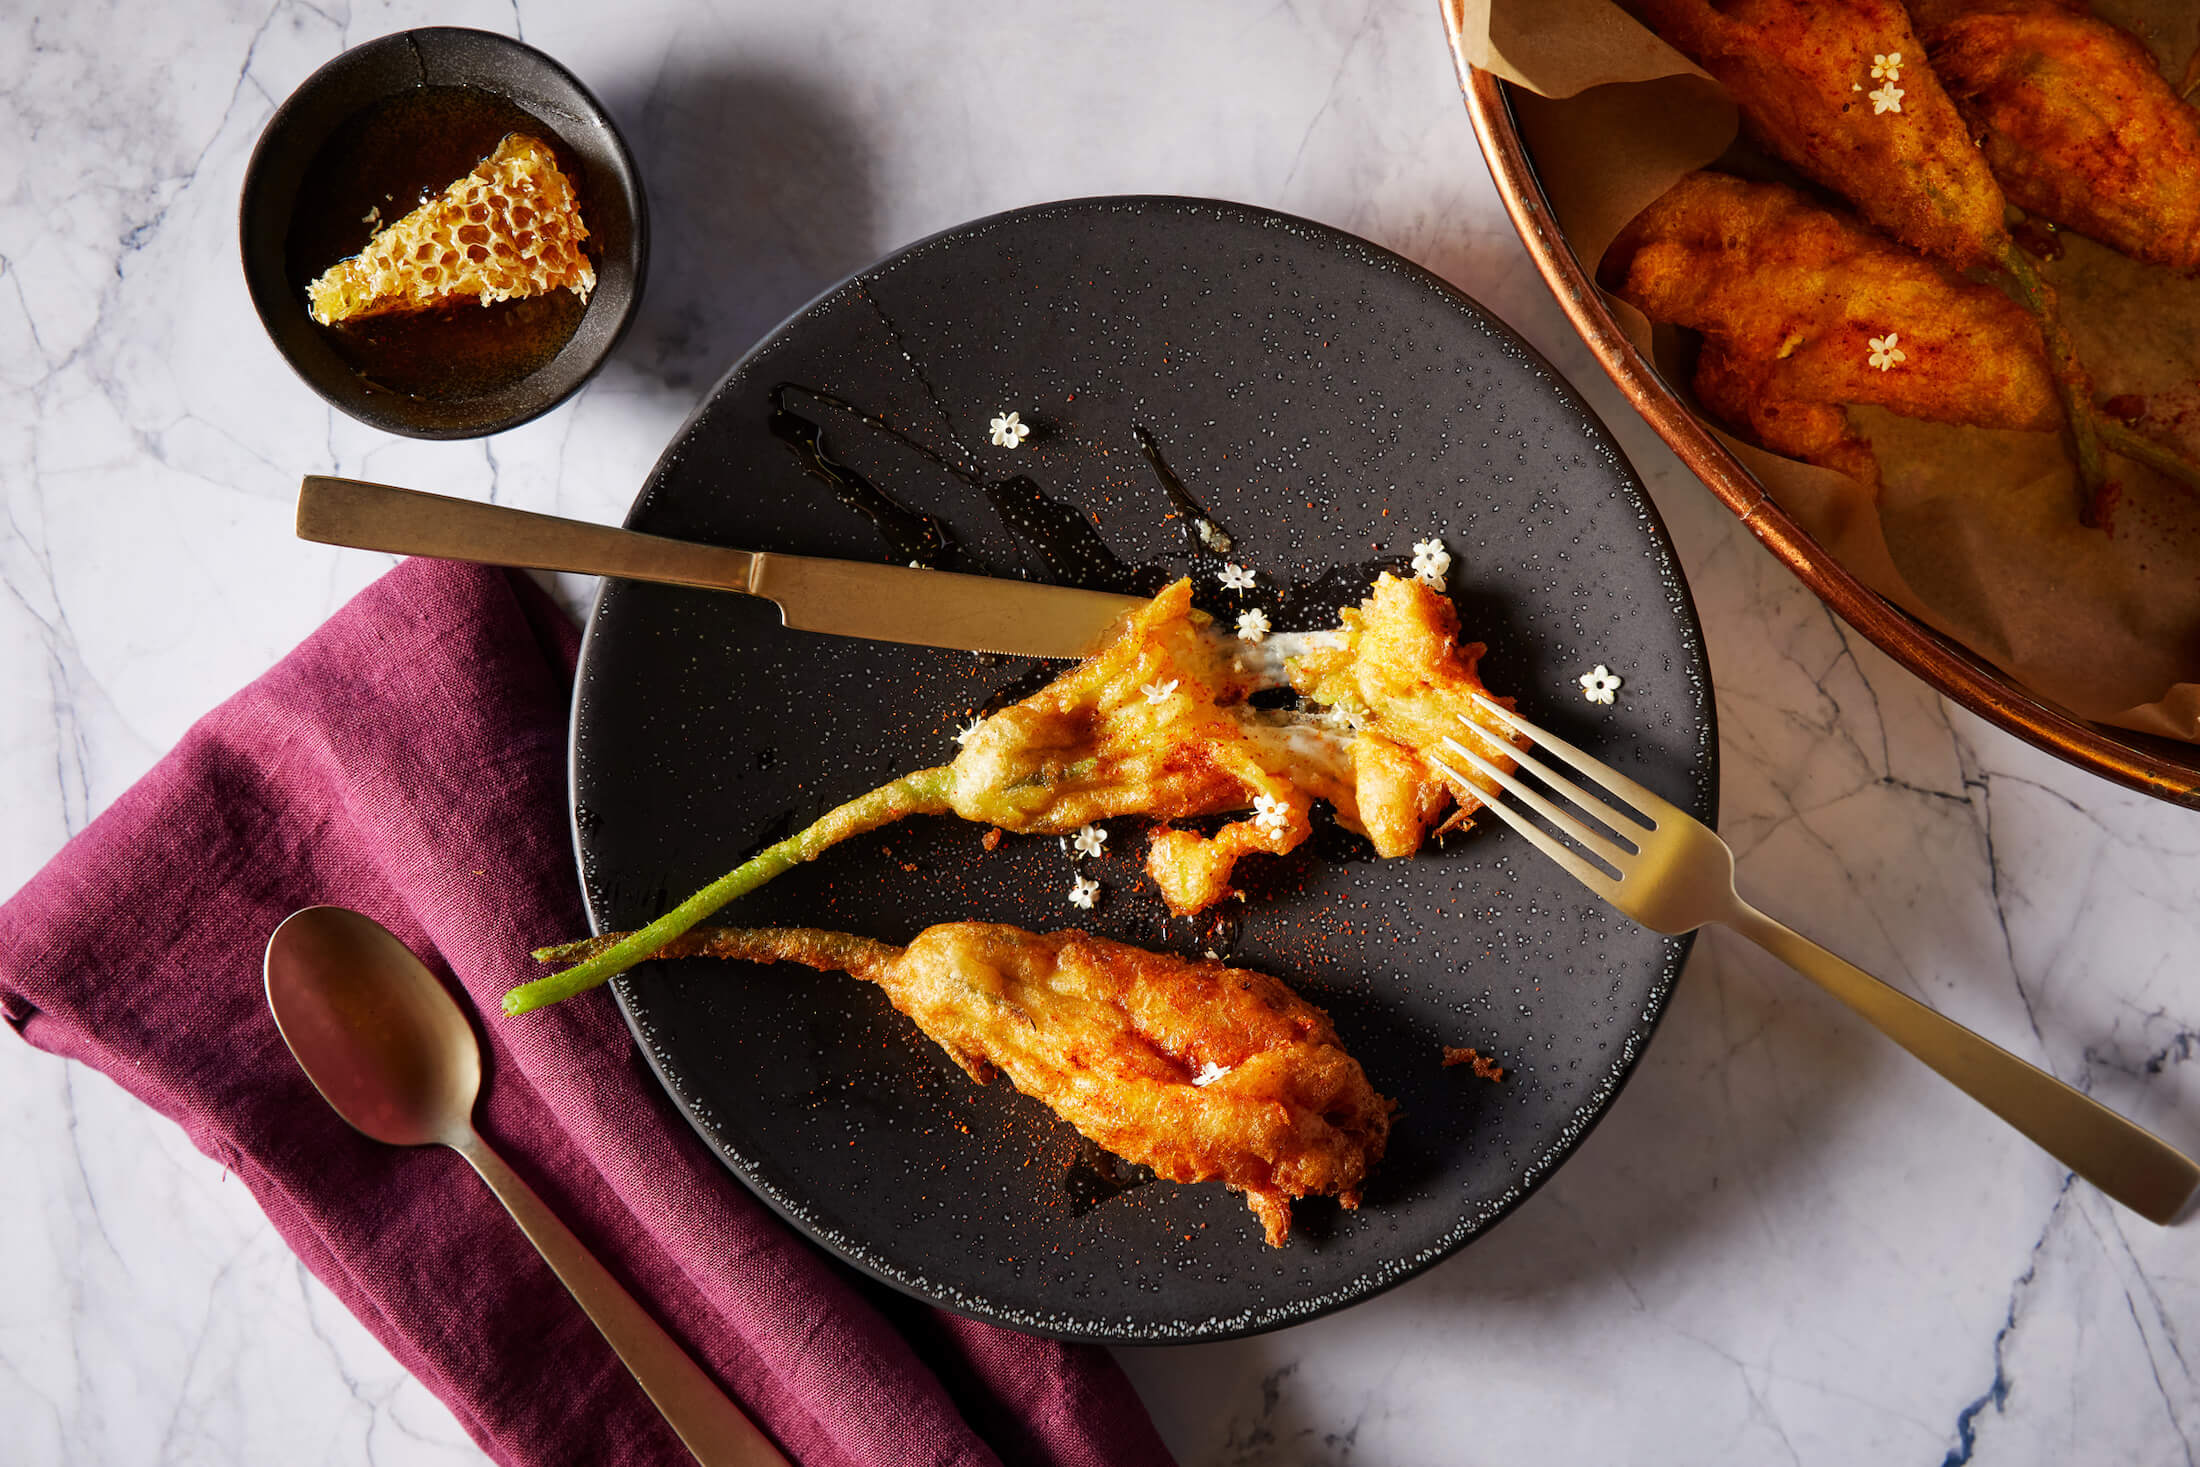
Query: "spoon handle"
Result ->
[[453, 1131, 790, 1467]]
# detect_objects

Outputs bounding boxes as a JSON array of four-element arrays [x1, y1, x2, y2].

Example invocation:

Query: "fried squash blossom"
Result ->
[[539, 921, 1394, 1246], [505, 571, 1519, 1016], [948, 573, 1518, 914]]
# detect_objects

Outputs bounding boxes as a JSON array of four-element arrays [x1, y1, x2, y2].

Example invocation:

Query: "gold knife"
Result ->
[[297, 476, 1144, 659]]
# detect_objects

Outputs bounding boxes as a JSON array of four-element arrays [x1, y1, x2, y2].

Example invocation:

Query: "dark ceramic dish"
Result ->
[[572, 196, 1716, 1342], [239, 27, 646, 439]]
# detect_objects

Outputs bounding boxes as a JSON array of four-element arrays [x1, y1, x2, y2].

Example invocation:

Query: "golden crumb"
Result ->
[[1442, 1045, 1504, 1082], [307, 133, 593, 326]]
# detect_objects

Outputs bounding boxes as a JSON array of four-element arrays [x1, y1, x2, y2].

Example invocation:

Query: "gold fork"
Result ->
[[1434, 693, 2199, 1225]]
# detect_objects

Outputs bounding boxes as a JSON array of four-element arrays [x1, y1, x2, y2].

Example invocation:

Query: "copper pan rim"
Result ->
[[1461, 65, 2200, 809]]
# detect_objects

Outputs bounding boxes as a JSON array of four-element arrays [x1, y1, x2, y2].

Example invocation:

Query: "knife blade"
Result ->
[[296, 476, 1144, 659]]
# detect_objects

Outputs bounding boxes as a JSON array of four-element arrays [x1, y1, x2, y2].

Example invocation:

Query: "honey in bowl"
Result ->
[[285, 85, 597, 401]]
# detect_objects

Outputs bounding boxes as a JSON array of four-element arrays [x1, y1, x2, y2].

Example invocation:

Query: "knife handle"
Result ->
[[298, 476, 760, 595]]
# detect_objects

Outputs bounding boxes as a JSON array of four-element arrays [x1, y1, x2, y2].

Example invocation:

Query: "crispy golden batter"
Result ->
[[948, 574, 1516, 914], [1619, 0, 2011, 268], [1917, 0, 2200, 271], [946, 580, 1314, 834], [1605, 171, 2062, 486], [548, 922, 1393, 1246], [1289, 573, 1519, 820], [1441, 1046, 1506, 1082]]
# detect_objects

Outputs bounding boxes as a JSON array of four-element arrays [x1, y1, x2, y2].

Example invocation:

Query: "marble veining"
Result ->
[[6, 0, 2199, 1462]]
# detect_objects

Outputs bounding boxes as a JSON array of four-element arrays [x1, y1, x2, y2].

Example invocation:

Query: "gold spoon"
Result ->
[[264, 906, 788, 1467]]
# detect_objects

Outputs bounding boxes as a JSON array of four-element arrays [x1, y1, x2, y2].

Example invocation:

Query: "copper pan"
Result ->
[[1451, 55, 2200, 808]]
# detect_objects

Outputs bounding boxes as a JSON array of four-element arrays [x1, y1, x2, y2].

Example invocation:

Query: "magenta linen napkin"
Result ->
[[0, 558, 1175, 1467]]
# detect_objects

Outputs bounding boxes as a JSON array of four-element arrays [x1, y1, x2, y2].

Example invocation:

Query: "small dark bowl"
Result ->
[[239, 27, 647, 439]]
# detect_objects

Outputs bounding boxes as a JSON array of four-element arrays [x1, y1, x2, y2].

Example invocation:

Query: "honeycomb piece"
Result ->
[[307, 133, 595, 326]]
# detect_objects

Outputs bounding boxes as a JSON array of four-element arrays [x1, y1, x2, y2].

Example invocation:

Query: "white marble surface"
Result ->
[[5, 0, 2198, 1462]]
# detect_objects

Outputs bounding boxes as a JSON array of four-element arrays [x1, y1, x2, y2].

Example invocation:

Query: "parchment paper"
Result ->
[[1453, 0, 2200, 739]]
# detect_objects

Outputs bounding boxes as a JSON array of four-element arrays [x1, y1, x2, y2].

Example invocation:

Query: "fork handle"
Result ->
[[1725, 901, 2199, 1224]]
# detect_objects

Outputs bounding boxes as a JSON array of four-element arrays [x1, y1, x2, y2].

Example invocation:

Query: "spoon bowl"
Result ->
[[266, 906, 480, 1148]]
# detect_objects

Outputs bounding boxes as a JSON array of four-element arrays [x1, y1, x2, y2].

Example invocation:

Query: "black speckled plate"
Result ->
[[573, 196, 1714, 1343]]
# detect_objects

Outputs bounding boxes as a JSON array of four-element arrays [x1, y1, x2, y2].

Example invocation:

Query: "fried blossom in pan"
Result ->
[[1612, 0, 2200, 514], [533, 921, 1394, 1246], [505, 572, 1519, 1015], [1604, 170, 2195, 490], [1619, 0, 2011, 269], [1913, 0, 2200, 272], [1604, 171, 2060, 485]]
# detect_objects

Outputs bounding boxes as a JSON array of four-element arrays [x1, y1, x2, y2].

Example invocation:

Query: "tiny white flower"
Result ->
[[1252, 792, 1291, 834], [1410, 536, 1452, 588], [1235, 608, 1270, 643], [1141, 678, 1179, 705], [1191, 1061, 1231, 1087], [1867, 333, 1906, 372], [1071, 823, 1108, 859], [1869, 81, 1904, 115], [1196, 519, 1233, 553], [1871, 51, 1902, 82], [1218, 562, 1257, 591], [954, 715, 985, 747], [989, 411, 1031, 448], [1068, 874, 1101, 909], [1579, 665, 1623, 705]]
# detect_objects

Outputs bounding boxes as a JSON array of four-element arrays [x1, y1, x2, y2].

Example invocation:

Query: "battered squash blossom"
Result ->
[[504, 572, 1520, 1016], [530, 921, 1394, 1245], [1605, 171, 2200, 497]]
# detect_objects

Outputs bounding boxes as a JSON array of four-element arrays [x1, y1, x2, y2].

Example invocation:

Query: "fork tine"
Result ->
[[1452, 716, 1647, 842], [1431, 757, 1623, 902], [1437, 737, 1634, 873], [1464, 690, 1671, 827]]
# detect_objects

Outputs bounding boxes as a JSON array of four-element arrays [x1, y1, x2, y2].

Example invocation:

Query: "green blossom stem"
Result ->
[[535, 925, 903, 977], [2100, 421, 2200, 497], [1996, 243, 2107, 521], [503, 767, 954, 1015]]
